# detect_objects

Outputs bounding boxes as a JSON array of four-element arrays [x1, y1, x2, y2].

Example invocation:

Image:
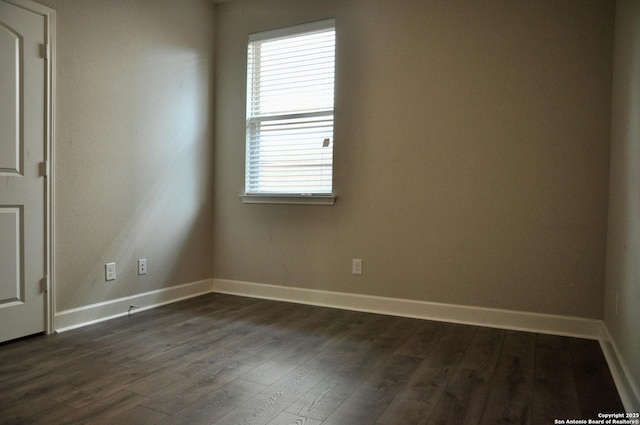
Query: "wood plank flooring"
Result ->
[[0, 293, 624, 425]]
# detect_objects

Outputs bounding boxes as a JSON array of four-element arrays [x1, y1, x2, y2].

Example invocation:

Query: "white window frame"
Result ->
[[242, 19, 336, 206]]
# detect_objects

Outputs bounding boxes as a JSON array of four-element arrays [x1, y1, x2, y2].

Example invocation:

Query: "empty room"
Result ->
[[0, 0, 639, 424]]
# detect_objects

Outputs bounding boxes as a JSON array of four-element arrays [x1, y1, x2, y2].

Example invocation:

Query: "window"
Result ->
[[244, 19, 336, 205]]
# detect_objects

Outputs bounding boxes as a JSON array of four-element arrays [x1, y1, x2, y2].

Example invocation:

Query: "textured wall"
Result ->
[[606, 0, 640, 404], [38, 0, 216, 311], [213, 0, 614, 318]]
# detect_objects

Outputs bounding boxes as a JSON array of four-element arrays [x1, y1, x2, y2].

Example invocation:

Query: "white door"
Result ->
[[0, 0, 48, 342]]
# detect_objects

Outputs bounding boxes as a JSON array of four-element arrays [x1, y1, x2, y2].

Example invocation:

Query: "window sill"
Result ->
[[240, 194, 336, 205]]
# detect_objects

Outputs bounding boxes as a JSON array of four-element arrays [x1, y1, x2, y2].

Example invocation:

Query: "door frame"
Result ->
[[4, 0, 56, 335]]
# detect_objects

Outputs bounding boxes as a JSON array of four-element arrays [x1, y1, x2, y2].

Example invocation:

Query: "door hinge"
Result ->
[[41, 43, 50, 60], [41, 276, 49, 293], [39, 161, 49, 177]]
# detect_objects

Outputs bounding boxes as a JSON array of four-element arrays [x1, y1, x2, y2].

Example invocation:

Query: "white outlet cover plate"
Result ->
[[352, 259, 362, 275], [138, 259, 147, 275], [105, 262, 116, 281]]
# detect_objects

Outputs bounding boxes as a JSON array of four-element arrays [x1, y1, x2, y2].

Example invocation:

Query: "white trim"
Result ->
[[45, 3, 56, 336], [55, 279, 214, 332], [241, 194, 336, 205], [599, 327, 640, 413], [248, 18, 335, 43], [4, 0, 54, 14], [212, 279, 603, 339]]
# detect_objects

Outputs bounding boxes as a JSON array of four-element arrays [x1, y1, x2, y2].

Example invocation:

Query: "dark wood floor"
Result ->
[[0, 293, 624, 425]]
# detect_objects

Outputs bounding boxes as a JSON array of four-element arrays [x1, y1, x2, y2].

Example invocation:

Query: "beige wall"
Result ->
[[606, 0, 640, 403], [213, 0, 614, 318], [38, 0, 216, 311]]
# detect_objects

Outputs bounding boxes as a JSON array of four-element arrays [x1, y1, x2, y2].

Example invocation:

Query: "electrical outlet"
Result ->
[[352, 258, 362, 275], [105, 262, 116, 281], [138, 259, 147, 275]]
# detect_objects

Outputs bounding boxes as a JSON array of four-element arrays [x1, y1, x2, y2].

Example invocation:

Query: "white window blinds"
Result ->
[[246, 19, 336, 196]]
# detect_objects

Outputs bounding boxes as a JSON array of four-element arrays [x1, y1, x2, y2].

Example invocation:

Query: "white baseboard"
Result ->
[[54, 279, 214, 332], [599, 328, 640, 413], [212, 278, 603, 339]]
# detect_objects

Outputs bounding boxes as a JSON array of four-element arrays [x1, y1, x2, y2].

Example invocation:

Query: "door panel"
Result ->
[[0, 0, 47, 342], [0, 21, 21, 175], [0, 207, 22, 302]]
